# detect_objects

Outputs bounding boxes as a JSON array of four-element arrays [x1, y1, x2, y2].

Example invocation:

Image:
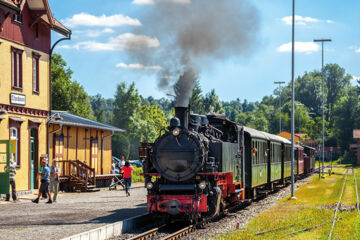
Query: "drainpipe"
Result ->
[[47, 33, 71, 156], [101, 131, 114, 174]]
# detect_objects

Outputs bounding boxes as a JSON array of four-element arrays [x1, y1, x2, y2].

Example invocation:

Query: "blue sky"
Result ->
[[49, 0, 360, 102]]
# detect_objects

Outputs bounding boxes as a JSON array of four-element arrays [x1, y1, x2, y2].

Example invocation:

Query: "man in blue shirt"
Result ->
[[32, 160, 52, 204]]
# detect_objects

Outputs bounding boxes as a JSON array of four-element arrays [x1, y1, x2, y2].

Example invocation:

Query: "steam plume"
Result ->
[[129, 0, 260, 107]]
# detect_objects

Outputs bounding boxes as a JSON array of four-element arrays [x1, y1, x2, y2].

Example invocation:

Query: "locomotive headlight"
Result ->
[[172, 128, 180, 136], [146, 182, 154, 190], [198, 181, 206, 190]]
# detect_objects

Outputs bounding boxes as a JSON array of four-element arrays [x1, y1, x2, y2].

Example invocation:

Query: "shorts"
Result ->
[[39, 181, 50, 194]]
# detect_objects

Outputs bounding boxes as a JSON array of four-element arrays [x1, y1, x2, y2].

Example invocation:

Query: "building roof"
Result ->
[[50, 111, 125, 133], [0, 0, 71, 37], [354, 130, 360, 139]]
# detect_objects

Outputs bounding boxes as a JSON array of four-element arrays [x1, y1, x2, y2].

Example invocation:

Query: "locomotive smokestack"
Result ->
[[175, 106, 189, 129]]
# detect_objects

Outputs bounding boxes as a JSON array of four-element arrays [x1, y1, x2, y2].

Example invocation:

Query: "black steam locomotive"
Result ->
[[139, 106, 315, 222]]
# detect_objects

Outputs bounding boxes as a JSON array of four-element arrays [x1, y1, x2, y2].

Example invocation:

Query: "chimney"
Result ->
[[175, 106, 189, 129]]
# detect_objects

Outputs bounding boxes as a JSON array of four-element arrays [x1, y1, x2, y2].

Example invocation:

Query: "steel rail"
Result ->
[[128, 225, 166, 240], [328, 169, 348, 240], [160, 225, 195, 240], [354, 169, 360, 217]]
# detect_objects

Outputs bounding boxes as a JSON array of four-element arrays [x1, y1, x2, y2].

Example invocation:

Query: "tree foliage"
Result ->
[[51, 53, 92, 118], [204, 89, 224, 114], [112, 82, 141, 130], [129, 105, 168, 143]]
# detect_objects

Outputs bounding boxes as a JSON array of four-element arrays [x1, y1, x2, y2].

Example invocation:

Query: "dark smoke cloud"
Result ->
[[129, 0, 260, 107]]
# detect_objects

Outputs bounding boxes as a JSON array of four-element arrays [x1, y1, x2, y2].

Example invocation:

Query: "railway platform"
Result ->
[[0, 183, 147, 240]]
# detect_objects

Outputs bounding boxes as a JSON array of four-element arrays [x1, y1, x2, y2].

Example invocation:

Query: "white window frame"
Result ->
[[10, 127, 19, 166]]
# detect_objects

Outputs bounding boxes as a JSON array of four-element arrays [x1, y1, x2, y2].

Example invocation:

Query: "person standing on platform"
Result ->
[[121, 161, 134, 197], [39, 156, 49, 199], [120, 156, 125, 170], [5, 159, 17, 202], [50, 159, 60, 202], [32, 160, 52, 204]]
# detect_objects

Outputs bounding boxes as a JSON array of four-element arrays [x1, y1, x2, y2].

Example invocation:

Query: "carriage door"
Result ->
[[0, 140, 10, 194], [90, 138, 98, 174]]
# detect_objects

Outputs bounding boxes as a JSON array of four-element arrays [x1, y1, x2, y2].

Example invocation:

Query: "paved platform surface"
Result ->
[[0, 183, 147, 240]]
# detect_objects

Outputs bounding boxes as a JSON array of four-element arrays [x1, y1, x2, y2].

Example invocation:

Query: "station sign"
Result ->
[[10, 93, 26, 106]]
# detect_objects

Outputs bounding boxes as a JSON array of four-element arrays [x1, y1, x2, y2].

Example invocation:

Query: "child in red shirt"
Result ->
[[121, 161, 134, 197]]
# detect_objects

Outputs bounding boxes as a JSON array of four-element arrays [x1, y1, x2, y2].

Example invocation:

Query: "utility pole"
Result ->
[[290, 0, 296, 199], [274, 81, 286, 136], [313, 38, 332, 179]]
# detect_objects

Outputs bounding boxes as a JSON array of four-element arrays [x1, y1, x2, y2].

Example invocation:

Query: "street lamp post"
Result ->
[[290, 0, 296, 199], [313, 38, 331, 179], [274, 81, 286, 136]]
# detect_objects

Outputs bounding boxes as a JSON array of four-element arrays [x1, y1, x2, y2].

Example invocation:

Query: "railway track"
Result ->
[[128, 225, 166, 240], [328, 168, 349, 240], [128, 224, 195, 240], [354, 169, 360, 217]]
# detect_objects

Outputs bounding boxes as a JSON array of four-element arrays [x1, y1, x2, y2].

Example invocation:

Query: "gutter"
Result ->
[[0, 1, 20, 11]]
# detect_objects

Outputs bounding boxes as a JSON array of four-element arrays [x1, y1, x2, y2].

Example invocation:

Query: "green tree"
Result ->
[[129, 105, 168, 142], [51, 53, 92, 118], [223, 98, 243, 121], [112, 134, 130, 159], [90, 94, 107, 123], [90, 94, 114, 124], [204, 89, 224, 114], [333, 86, 360, 150], [324, 64, 352, 124], [190, 80, 205, 114], [112, 82, 141, 130]]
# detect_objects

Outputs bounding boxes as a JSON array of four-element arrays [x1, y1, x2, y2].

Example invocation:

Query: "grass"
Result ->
[[218, 166, 360, 240]]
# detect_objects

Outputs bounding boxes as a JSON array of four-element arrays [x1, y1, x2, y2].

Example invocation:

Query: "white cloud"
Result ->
[[282, 15, 319, 25], [63, 13, 141, 28], [349, 46, 360, 53], [277, 42, 320, 54], [116, 63, 163, 70], [73, 28, 115, 38], [352, 76, 360, 82], [132, 0, 190, 5], [281, 15, 334, 26], [58, 33, 160, 51]]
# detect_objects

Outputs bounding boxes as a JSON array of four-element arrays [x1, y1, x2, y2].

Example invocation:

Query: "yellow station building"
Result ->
[[0, 0, 123, 193]]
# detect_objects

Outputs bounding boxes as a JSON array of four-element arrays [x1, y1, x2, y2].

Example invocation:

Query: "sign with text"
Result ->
[[10, 93, 26, 106]]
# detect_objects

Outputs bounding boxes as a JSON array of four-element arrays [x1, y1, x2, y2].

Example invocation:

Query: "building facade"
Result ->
[[0, 0, 70, 191], [49, 111, 124, 178]]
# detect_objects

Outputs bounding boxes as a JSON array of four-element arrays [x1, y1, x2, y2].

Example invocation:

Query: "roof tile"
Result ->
[[50, 111, 125, 133]]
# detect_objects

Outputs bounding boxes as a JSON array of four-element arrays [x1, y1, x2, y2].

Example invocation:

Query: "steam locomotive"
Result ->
[[139, 106, 315, 222]]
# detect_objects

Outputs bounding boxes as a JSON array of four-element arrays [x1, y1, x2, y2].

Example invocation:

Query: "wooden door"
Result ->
[[54, 134, 64, 160], [91, 138, 98, 174]]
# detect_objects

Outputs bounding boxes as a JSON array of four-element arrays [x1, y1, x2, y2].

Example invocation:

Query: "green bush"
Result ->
[[132, 166, 144, 183]]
